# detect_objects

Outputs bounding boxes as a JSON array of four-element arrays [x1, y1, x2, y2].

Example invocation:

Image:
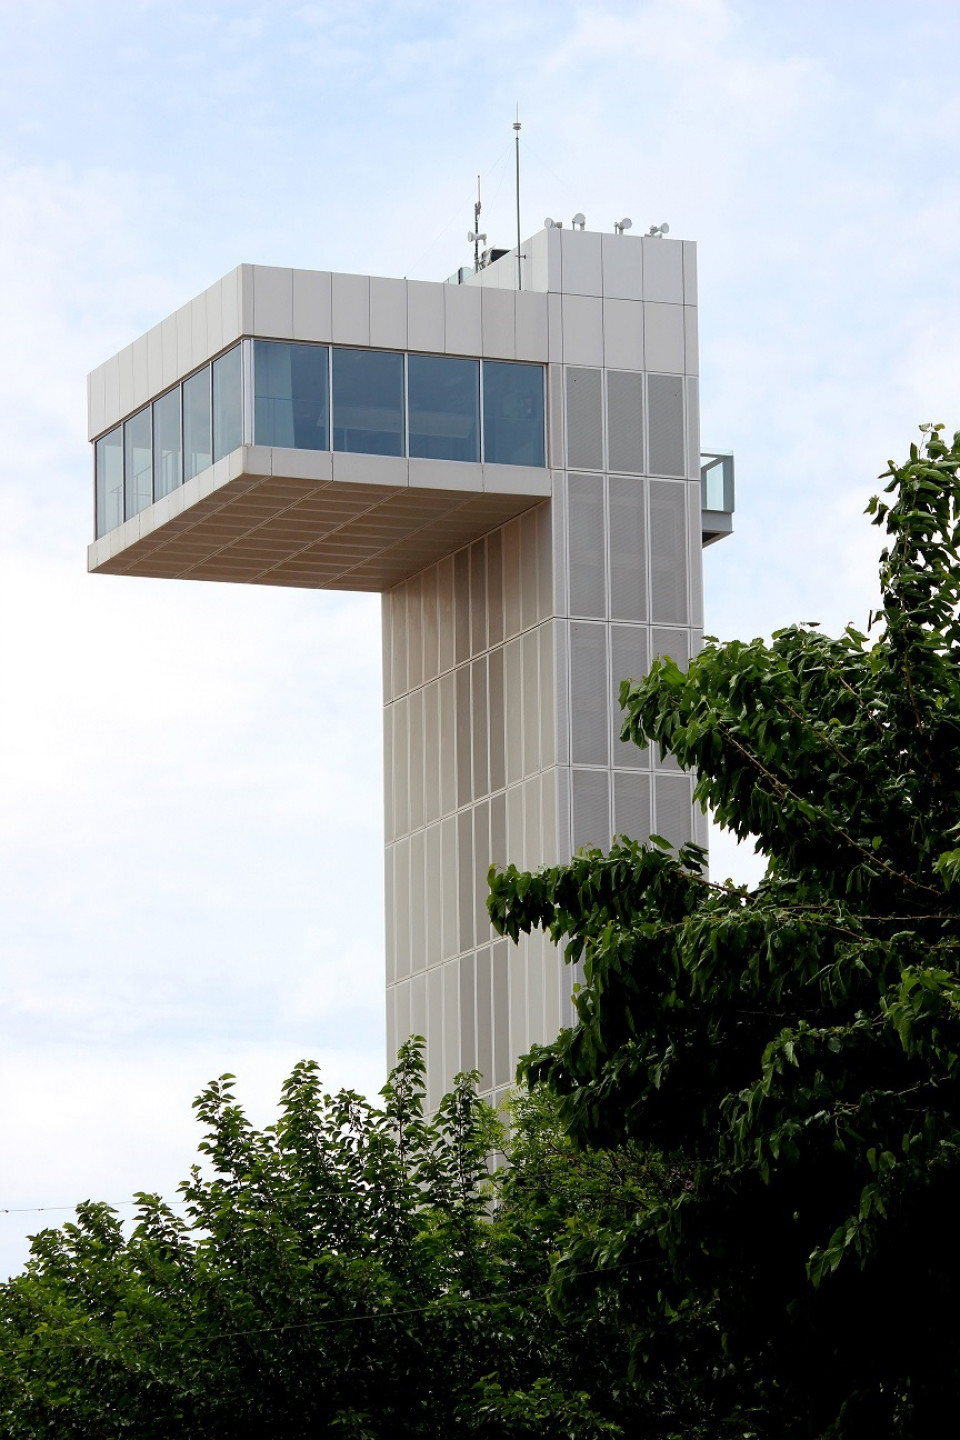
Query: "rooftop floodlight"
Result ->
[[614, 217, 632, 234], [572, 212, 586, 230], [647, 222, 670, 237]]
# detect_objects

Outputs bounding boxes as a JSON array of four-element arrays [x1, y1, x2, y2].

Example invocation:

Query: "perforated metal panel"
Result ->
[[411, 971, 427, 1047], [610, 624, 649, 769], [421, 567, 438, 683], [384, 843, 395, 982], [486, 529, 504, 647], [493, 940, 511, 1086], [395, 837, 410, 978], [606, 370, 644, 474], [455, 664, 472, 806], [471, 656, 488, 800], [608, 475, 646, 622], [470, 540, 487, 656], [566, 367, 604, 470], [647, 373, 685, 478], [488, 649, 505, 793], [457, 809, 474, 951], [537, 502, 553, 621], [394, 697, 409, 836], [396, 980, 412, 1054], [407, 576, 423, 690], [568, 473, 606, 618], [426, 822, 441, 965], [459, 952, 476, 1072], [410, 828, 425, 969], [476, 947, 492, 1091], [439, 672, 455, 815], [454, 547, 470, 663], [441, 814, 458, 958], [654, 773, 694, 850], [438, 555, 454, 673], [522, 629, 540, 776], [651, 627, 688, 664], [614, 771, 652, 842], [649, 481, 688, 624], [570, 621, 609, 766], [391, 587, 407, 697], [443, 959, 460, 1090], [426, 965, 443, 1110], [408, 688, 423, 831], [504, 638, 523, 785], [503, 518, 521, 638], [424, 681, 440, 822], [473, 799, 491, 943], [572, 768, 611, 852]]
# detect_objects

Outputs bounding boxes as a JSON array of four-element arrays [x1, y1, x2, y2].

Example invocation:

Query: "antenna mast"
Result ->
[[473, 176, 481, 274], [513, 108, 522, 291]]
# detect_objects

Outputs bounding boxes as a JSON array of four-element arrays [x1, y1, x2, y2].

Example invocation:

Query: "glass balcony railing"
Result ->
[[700, 451, 734, 512]]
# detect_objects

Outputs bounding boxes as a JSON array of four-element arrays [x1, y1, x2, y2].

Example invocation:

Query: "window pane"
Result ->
[[213, 345, 243, 460], [482, 361, 545, 467], [95, 426, 123, 537], [254, 341, 328, 450], [408, 354, 479, 462], [123, 407, 152, 519], [333, 348, 404, 457], [183, 367, 212, 481], [153, 388, 181, 499]]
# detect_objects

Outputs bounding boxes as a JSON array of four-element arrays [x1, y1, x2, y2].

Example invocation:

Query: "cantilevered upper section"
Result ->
[[86, 227, 731, 590]]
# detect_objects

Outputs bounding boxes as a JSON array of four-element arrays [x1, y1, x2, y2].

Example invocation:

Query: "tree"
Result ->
[[489, 426, 960, 1436], [0, 1043, 675, 1438]]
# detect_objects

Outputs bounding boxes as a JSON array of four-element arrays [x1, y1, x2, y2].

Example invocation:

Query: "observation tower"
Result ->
[[87, 222, 734, 1108]]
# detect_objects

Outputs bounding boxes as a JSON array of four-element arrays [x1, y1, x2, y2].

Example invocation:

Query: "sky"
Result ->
[[2, 0, 960, 1277]]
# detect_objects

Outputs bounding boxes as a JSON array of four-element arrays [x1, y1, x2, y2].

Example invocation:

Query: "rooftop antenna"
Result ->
[[465, 176, 486, 272], [513, 107, 522, 290]]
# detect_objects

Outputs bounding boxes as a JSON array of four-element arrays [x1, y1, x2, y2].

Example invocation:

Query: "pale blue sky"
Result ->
[[2, 0, 960, 1275]]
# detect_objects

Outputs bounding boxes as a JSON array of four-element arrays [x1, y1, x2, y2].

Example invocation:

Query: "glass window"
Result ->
[[408, 354, 479, 463], [254, 341, 328, 450], [183, 367, 212, 481], [213, 345, 243, 460], [95, 426, 123, 537], [333, 348, 404, 457], [482, 361, 545, 468], [123, 407, 152, 519], [153, 388, 181, 499]]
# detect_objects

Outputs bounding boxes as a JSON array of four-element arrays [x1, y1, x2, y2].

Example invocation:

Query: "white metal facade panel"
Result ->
[[602, 298, 644, 372], [643, 302, 686, 374], [641, 237, 684, 303], [600, 232, 643, 301]]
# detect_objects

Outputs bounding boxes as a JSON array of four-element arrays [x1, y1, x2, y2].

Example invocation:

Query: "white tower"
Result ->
[[87, 224, 733, 1108]]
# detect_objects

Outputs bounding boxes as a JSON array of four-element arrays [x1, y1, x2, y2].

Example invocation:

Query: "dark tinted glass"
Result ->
[[408, 354, 479, 462], [153, 388, 181, 499], [183, 367, 212, 481], [482, 361, 545, 467], [213, 345, 242, 460], [95, 426, 123, 536], [254, 341, 328, 450], [333, 348, 404, 457], [123, 407, 152, 519]]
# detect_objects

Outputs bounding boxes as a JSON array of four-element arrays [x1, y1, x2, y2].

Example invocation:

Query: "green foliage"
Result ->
[[489, 426, 960, 1437], [0, 1046, 674, 1438]]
